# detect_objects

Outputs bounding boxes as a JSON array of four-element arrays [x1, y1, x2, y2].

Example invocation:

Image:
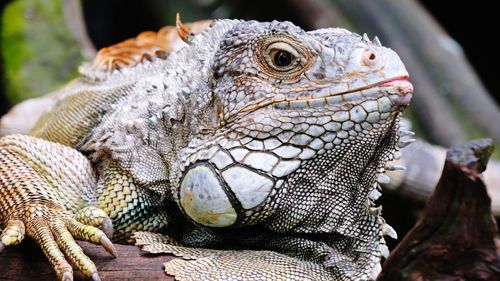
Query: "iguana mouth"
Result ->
[[378, 76, 413, 106], [364, 76, 411, 92], [269, 75, 413, 111], [226, 76, 413, 126]]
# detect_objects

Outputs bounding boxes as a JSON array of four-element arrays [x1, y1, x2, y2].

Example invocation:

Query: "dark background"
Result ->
[[0, 0, 498, 114], [81, 0, 499, 103]]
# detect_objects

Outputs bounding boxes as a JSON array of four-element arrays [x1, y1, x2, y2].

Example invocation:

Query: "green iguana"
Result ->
[[0, 16, 413, 281]]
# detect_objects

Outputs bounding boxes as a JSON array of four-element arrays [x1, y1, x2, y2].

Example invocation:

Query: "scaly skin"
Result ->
[[0, 18, 413, 280]]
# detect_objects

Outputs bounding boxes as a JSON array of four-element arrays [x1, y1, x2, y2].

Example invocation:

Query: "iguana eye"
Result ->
[[273, 50, 292, 67], [265, 42, 301, 71]]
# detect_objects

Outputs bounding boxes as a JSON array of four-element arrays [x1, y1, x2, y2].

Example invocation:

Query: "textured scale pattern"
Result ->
[[0, 18, 413, 281], [135, 231, 334, 281], [0, 135, 115, 280], [95, 161, 170, 242]]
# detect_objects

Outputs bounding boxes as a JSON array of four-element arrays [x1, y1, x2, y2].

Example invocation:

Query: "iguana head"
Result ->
[[177, 20, 412, 236]]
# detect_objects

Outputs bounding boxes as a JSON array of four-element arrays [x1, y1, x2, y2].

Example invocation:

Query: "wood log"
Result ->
[[379, 139, 500, 280], [0, 241, 175, 280], [385, 140, 500, 215]]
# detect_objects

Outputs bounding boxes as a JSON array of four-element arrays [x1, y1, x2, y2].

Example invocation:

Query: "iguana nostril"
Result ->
[[362, 50, 378, 66]]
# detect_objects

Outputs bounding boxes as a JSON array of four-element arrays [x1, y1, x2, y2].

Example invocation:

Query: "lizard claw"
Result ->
[[74, 206, 114, 239], [67, 218, 117, 257], [91, 272, 101, 281], [99, 234, 118, 257]]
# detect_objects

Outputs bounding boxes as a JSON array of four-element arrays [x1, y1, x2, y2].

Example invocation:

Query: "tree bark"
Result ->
[[385, 140, 500, 215], [0, 241, 175, 280], [379, 139, 500, 280]]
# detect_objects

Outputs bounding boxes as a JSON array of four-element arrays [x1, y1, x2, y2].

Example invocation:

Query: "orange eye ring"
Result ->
[[263, 41, 301, 72]]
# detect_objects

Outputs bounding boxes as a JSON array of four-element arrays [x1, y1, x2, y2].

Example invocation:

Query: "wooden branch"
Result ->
[[62, 0, 96, 58], [385, 140, 500, 215], [379, 139, 500, 280], [0, 241, 175, 280]]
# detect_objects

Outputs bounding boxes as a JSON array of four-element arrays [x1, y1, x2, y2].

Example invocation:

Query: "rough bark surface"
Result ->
[[379, 139, 500, 281], [0, 241, 175, 280]]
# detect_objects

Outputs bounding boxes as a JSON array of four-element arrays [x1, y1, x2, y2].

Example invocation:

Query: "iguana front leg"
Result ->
[[0, 135, 116, 281], [94, 160, 170, 242]]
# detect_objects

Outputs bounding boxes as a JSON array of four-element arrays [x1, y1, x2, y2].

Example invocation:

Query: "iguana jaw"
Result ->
[[222, 75, 412, 129], [177, 84, 410, 229], [267, 76, 413, 111]]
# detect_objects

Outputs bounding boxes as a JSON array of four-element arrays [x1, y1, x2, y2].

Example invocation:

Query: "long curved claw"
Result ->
[[0, 219, 25, 251], [26, 215, 113, 281], [99, 235, 118, 257], [67, 219, 117, 257], [0, 209, 115, 280], [74, 206, 114, 239]]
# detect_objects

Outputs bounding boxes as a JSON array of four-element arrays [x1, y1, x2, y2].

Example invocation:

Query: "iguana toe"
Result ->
[[0, 219, 25, 249], [66, 218, 117, 257], [74, 206, 114, 240]]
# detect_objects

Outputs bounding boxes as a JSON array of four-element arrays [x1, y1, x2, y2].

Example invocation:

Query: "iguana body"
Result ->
[[0, 18, 413, 281]]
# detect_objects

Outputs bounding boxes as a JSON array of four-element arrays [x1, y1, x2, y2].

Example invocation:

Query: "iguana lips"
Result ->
[[380, 77, 413, 106], [380, 77, 413, 93]]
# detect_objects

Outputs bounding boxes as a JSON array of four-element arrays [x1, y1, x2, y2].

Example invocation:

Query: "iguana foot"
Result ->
[[0, 139, 116, 281], [1, 203, 116, 281]]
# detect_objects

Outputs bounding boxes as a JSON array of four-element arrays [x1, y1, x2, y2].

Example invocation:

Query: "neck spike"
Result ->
[[176, 13, 191, 44]]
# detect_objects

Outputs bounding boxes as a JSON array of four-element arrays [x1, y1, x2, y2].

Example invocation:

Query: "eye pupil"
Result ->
[[274, 50, 292, 67]]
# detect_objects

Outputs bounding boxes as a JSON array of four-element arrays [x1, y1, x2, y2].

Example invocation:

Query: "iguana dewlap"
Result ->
[[0, 16, 413, 281]]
